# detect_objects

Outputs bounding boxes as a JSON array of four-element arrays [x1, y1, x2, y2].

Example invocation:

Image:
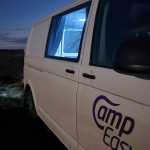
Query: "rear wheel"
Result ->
[[24, 87, 37, 118]]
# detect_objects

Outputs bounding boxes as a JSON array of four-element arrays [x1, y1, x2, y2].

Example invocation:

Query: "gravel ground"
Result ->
[[0, 81, 67, 150], [0, 81, 24, 108]]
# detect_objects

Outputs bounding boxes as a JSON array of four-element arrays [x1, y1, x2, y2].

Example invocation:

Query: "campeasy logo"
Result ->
[[93, 95, 135, 150]]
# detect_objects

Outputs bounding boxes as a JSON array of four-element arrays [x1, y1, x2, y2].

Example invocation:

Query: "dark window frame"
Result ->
[[45, 1, 91, 62], [89, 0, 113, 69]]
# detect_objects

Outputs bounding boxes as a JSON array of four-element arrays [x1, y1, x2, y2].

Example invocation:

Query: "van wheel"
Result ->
[[24, 87, 37, 118]]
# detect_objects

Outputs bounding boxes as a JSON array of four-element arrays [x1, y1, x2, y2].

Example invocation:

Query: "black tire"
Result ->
[[24, 87, 37, 118]]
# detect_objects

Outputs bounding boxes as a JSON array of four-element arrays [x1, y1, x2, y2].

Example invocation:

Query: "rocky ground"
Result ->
[[0, 81, 24, 108], [0, 81, 67, 150]]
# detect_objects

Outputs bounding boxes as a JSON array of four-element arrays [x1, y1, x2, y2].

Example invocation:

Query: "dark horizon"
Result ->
[[0, 0, 74, 50]]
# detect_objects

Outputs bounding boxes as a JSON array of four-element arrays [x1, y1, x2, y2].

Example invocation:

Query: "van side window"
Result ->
[[45, 2, 90, 62], [90, 0, 150, 68]]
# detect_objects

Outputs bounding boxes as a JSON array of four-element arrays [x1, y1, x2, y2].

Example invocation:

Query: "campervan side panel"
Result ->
[[26, 18, 50, 58]]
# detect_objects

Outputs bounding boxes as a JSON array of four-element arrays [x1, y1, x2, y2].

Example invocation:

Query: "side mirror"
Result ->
[[113, 37, 150, 77]]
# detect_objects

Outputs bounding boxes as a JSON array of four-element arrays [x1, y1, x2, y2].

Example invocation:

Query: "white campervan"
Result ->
[[24, 0, 150, 149]]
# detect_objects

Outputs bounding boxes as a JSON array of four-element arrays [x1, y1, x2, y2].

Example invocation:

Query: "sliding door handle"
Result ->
[[65, 69, 75, 74], [82, 73, 96, 80]]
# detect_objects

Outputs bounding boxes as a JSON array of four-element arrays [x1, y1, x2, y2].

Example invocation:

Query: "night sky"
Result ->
[[0, 0, 74, 49]]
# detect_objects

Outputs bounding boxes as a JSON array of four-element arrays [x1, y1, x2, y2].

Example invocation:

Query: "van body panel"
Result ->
[[77, 0, 150, 149], [80, 0, 150, 106], [77, 84, 150, 150], [24, 61, 78, 149], [24, 0, 150, 149], [25, 19, 50, 57], [25, 56, 79, 81], [79, 66, 150, 106], [24, 0, 91, 149], [37, 104, 77, 150]]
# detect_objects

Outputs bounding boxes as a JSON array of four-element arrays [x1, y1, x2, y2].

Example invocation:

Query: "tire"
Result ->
[[24, 87, 37, 118]]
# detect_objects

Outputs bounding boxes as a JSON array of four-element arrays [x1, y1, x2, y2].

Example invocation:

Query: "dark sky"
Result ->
[[0, 0, 74, 49]]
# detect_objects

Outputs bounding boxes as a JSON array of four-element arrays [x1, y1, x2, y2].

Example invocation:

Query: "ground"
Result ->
[[0, 81, 67, 150]]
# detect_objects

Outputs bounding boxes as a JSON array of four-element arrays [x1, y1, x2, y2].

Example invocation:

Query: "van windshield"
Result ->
[[90, 0, 150, 68]]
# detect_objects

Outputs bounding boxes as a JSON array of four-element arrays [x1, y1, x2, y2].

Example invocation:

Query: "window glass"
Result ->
[[90, 0, 150, 67], [46, 3, 90, 61]]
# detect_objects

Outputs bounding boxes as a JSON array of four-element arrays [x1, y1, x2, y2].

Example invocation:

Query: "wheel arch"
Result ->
[[24, 81, 38, 110]]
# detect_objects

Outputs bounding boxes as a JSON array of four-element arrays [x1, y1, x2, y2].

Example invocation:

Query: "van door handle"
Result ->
[[65, 69, 75, 74], [82, 73, 96, 80]]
